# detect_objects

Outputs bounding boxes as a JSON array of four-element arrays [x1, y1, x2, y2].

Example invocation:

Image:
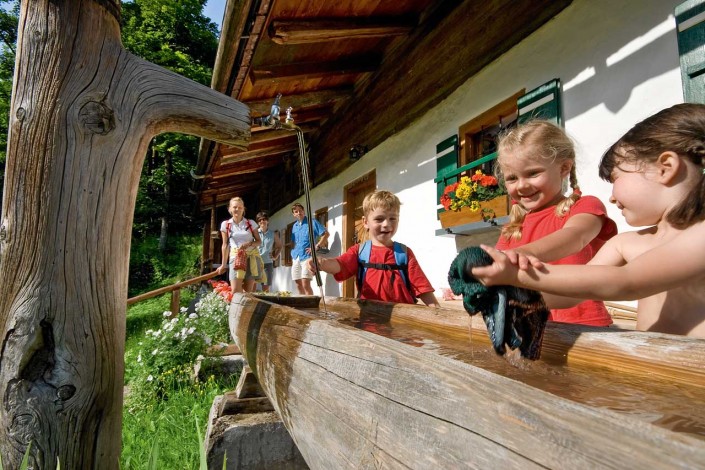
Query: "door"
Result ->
[[342, 171, 376, 297]]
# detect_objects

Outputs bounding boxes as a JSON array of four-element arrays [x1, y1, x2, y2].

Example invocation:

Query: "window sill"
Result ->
[[434, 216, 508, 237]]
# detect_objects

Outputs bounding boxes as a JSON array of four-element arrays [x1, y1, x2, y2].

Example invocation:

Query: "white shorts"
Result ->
[[291, 257, 313, 281]]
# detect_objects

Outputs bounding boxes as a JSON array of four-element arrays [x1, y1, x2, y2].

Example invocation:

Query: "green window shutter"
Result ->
[[517, 78, 562, 125], [676, 0, 705, 103], [435, 135, 458, 216]]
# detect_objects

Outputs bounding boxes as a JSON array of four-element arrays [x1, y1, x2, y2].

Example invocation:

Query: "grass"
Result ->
[[121, 234, 238, 468]]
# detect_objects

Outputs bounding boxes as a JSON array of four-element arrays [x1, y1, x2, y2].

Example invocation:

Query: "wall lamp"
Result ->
[[349, 144, 369, 161]]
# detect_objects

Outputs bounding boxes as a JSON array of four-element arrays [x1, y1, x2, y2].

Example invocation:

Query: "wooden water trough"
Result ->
[[228, 293, 705, 468]]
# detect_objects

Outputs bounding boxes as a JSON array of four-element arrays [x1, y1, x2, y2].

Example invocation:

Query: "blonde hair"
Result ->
[[362, 190, 401, 216], [497, 120, 580, 241], [228, 197, 245, 211]]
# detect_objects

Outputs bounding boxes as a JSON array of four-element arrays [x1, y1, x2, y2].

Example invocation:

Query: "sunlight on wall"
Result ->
[[606, 17, 675, 67]]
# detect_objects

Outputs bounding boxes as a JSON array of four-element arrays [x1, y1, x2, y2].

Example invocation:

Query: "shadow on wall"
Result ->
[[558, 0, 681, 119]]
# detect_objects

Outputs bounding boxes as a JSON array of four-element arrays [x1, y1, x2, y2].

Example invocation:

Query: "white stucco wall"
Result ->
[[269, 0, 685, 297]]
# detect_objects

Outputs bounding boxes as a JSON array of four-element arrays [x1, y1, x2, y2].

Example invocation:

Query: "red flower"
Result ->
[[209, 280, 233, 301], [480, 175, 498, 187], [440, 182, 459, 210]]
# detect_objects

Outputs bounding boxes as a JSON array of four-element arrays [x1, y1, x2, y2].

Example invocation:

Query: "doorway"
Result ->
[[342, 170, 376, 297]]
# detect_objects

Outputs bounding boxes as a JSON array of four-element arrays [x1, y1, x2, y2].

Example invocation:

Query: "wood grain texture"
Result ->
[[312, 0, 573, 184], [0, 1, 250, 467], [229, 294, 705, 469]]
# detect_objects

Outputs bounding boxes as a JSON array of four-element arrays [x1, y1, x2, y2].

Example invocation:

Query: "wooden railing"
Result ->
[[127, 270, 221, 315]]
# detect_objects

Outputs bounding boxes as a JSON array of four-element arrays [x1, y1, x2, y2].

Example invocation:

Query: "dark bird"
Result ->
[[448, 246, 549, 360]]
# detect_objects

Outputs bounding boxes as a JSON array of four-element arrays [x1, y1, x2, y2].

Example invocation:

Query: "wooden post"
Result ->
[[169, 289, 181, 319], [209, 196, 217, 269], [0, 1, 249, 467]]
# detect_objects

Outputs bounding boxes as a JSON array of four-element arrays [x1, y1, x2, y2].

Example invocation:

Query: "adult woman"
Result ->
[[217, 197, 261, 293], [255, 211, 282, 292]]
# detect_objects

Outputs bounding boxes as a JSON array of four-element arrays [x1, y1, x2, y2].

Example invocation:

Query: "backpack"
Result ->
[[225, 218, 256, 243], [356, 240, 415, 302]]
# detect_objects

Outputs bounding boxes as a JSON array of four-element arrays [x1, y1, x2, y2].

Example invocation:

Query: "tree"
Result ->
[[121, 0, 219, 248], [0, 1, 248, 467]]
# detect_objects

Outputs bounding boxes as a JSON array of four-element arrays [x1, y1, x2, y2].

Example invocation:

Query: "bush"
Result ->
[[128, 290, 231, 406]]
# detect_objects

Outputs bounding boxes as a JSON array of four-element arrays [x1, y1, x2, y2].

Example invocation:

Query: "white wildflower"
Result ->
[[189, 313, 198, 319], [162, 311, 171, 317], [151, 348, 158, 356], [147, 375, 153, 382]]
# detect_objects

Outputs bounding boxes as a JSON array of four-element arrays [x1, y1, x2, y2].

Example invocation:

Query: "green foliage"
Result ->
[[127, 290, 231, 405], [0, 1, 19, 196], [121, 0, 218, 87], [121, 0, 219, 238], [128, 233, 201, 295], [121, 373, 237, 469]]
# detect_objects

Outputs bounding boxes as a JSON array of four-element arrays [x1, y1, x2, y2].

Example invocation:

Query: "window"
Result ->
[[283, 222, 294, 267], [434, 79, 563, 229], [675, 0, 705, 103], [459, 91, 523, 166], [315, 206, 329, 250]]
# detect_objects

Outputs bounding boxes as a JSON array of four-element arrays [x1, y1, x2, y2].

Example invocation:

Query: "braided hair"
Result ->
[[497, 120, 581, 241]]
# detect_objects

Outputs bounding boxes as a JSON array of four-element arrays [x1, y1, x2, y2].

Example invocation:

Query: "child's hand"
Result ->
[[470, 244, 520, 286], [305, 258, 317, 274], [503, 249, 545, 271]]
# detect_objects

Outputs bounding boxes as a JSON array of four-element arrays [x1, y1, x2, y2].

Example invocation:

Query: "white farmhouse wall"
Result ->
[[269, 0, 685, 297]]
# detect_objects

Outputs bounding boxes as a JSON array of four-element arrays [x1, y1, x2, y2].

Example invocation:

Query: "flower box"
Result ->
[[438, 195, 509, 228]]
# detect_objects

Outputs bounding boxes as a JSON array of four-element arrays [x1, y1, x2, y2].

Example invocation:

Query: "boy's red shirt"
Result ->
[[333, 243, 434, 304], [496, 196, 618, 326]]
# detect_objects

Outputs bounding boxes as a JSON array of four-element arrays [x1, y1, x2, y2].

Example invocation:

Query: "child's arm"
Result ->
[[473, 223, 705, 300], [505, 213, 605, 263], [305, 256, 342, 275], [418, 292, 440, 307]]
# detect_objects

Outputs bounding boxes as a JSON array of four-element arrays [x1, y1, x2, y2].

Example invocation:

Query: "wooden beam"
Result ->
[[251, 56, 380, 84], [245, 88, 353, 116], [200, 188, 263, 209], [211, 0, 253, 94], [269, 17, 416, 44], [221, 142, 299, 163], [312, 0, 573, 183], [249, 123, 318, 145]]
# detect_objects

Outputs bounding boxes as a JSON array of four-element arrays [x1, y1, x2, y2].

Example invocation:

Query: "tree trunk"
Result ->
[[0, 1, 249, 468], [158, 151, 171, 253]]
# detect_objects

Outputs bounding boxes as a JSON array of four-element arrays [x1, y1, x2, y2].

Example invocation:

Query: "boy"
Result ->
[[307, 190, 439, 306], [291, 202, 329, 295]]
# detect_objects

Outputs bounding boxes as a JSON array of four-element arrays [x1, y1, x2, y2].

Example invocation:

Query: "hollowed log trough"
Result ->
[[228, 293, 705, 469]]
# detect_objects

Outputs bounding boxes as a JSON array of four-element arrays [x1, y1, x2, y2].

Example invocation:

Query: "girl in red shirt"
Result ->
[[494, 120, 617, 326]]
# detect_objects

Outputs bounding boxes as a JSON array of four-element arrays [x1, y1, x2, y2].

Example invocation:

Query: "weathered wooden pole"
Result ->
[[0, 1, 249, 467]]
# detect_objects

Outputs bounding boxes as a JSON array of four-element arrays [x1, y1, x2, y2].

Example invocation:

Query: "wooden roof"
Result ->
[[193, 0, 572, 212]]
